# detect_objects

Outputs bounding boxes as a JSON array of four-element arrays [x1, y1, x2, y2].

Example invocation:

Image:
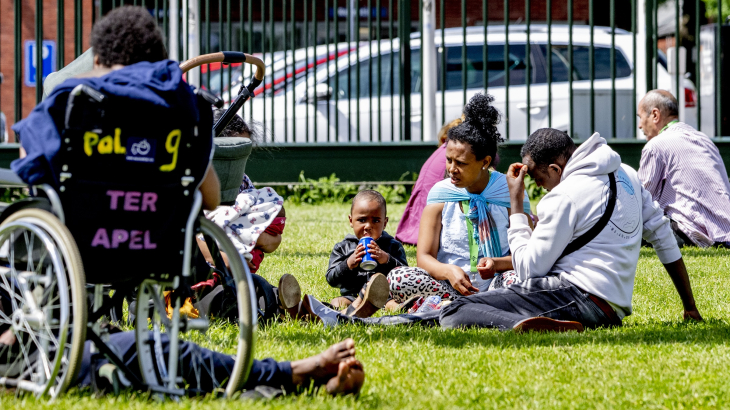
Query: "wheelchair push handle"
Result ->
[[179, 51, 265, 92], [180, 51, 266, 137]]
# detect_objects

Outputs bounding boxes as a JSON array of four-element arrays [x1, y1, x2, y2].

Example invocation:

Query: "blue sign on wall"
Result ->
[[24, 40, 57, 87]]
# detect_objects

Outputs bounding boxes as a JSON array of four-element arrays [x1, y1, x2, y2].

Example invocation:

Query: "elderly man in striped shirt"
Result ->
[[637, 89, 730, 248]]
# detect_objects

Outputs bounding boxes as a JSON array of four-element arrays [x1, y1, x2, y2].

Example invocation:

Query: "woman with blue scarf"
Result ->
[[388, 93, 532, 305]]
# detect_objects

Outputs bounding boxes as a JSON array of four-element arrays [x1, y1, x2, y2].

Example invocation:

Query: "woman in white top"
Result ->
[[388, 93, 531, 304]]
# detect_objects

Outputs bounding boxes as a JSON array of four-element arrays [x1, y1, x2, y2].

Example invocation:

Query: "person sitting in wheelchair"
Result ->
[[2, 5, 364, 398]]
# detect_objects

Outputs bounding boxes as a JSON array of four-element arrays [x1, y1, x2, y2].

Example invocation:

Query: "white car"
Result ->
[[211, 43, 358, 100], [246, 25, 697, 142]]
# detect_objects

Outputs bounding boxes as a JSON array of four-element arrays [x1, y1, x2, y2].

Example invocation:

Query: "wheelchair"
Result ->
[[0, 52, 265, 399]]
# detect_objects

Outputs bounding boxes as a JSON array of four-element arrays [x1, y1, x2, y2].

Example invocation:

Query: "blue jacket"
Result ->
[[12, 60, 201, 186]]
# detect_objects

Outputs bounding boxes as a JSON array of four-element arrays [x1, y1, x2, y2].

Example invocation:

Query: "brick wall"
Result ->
[[0, 0, 93, 141]]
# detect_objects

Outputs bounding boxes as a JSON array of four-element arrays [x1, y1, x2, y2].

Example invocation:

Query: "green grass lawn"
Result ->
[[8, 203, 730, 409]]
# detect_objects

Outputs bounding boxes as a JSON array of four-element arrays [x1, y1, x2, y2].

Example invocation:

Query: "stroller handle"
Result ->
[[179, 52, 265, 90]]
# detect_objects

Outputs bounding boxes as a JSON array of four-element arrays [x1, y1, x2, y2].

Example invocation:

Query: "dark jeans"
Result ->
[[76, 331, 293, 392], [439, 274, 619, 330]]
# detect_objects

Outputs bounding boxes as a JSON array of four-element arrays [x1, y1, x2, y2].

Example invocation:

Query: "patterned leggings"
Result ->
[[387, 266, 519, 304]]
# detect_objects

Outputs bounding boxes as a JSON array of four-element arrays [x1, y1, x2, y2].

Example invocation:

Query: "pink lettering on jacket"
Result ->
[[91, 228, 110, 248], [106, 190, 125, 210], [141, 192, 158, 212], [124, 192, 141, 211], [91, 228, 158, 250], [106, 190, 158, 212]]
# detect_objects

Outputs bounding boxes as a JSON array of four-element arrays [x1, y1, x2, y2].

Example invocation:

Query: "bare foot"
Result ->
[[325, 357, 365, 396], [384, 300, 401, 312], [290, 338, 357, 387], [330, 297, 353, 310]]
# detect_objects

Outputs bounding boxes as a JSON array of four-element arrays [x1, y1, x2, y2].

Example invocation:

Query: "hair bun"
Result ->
[[446, 92, 504, 160], [463, 92, 501, 136]]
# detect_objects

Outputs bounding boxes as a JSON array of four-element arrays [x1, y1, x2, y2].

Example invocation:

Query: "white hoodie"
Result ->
[[508, 133, 682, 317]]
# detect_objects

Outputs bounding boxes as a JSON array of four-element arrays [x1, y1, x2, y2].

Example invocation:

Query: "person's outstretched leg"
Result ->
[[302, 294, 442, 327], [72, 332, 364, 396], [387, 267, 459, 303], [181, 336, 365, 395], [440, 274, 612, 331]]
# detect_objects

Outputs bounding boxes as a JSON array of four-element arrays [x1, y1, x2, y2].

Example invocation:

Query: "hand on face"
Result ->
[[506, 163, 527, 202]]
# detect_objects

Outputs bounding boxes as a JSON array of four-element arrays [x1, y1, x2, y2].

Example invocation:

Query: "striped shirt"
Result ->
[[638, 122, 730, 247]]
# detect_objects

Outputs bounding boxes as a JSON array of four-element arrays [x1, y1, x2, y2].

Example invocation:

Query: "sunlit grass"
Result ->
[[6, 202, 730, 409]]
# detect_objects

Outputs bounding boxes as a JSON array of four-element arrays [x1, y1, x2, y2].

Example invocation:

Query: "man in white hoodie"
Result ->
[[440, 128, 702, 331]]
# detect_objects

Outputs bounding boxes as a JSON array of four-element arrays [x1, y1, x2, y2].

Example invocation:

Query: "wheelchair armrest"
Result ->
[[0, 168, 26, 187]]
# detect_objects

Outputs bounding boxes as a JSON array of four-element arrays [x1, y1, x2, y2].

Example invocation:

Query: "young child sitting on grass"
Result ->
[[326, 190, 408, 317], [207, 109, 286, 274], [194, 110, 301, 320]]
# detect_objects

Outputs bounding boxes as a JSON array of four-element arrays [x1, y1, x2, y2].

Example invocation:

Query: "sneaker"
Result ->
[[513, 317, 584, 333], [301, 295, 348, 327]]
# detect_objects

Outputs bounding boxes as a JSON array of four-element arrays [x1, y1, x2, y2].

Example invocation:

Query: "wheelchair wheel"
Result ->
[[135, 216, 255, 398], [0, 209, 87, 398]]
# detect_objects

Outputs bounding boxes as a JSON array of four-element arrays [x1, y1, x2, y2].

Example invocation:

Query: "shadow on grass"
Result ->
[[259, 318, 730, 350]]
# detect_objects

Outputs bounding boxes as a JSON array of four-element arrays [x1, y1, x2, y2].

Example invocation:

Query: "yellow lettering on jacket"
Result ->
[[83, 132, 99, 157], [98, 136, 114, 154], [159, 129, 181, 172], [114, 128, 126, 154]]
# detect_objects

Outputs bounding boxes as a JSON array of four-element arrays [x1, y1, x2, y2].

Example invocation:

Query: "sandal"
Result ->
[[343, 273, 389, 318], [277, 274, 303, 318], [396, 295, 421, 312]]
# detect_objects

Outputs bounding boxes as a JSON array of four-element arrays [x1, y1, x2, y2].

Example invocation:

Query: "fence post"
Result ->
[[399, 0, 412, 141], [643, 0, 653, 94], [422, 0, 437, 141], [14, 0, 22, 123], [349, 0, 357, 44], [182, 0, 188, 60], [636, 0, 649, 120], [187, 0, 201, 87], [35, 0, 44, 104], [170, 0, 180, 60]]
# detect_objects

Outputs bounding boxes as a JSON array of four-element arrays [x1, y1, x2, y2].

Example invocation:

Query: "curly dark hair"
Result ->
[[90, 6, 167, 67], [520, 128, 576, 170], [212, 108, 267, 145], [213, 109, 252, 137], [446, 93, 503, 161]]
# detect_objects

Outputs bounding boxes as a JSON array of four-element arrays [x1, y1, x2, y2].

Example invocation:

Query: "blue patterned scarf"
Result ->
[[427, 171, 531, 258]]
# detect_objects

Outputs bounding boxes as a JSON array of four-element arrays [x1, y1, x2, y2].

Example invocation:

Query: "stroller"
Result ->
[[0, 51, 265, 398]]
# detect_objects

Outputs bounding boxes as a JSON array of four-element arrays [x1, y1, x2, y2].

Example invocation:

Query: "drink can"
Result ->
[[416, 295, 442, 313], [358, 236, 377, 271]]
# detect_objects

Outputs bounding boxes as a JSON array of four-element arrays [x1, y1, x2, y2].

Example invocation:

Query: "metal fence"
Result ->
[[2, 0, 726, 142]]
